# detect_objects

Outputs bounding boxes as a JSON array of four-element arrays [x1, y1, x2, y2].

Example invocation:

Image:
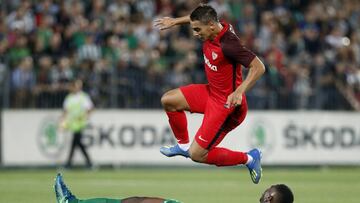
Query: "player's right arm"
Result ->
[[153, 15, 190, 30], [154, 0, 209, 30]]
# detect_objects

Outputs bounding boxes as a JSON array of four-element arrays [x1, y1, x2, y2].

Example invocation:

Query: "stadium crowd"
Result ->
[[0, 0, 359, 110]]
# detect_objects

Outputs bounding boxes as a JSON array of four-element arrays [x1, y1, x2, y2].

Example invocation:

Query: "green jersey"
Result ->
[[70, 198, 181, 203]]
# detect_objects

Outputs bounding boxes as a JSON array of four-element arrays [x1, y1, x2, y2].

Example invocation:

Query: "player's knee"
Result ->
[[189, 150, 207, 163], [161, 90, 179, 111], [161, 93, 173, 111]]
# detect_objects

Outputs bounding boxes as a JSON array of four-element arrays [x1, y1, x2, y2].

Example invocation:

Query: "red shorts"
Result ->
[[180, 84, 248, 150]]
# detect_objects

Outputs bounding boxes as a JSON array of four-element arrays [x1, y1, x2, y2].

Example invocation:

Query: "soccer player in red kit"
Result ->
[[154, 5, 265, 184]]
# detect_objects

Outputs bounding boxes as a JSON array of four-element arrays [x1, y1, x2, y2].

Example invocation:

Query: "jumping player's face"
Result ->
[[190, 20, 214, 41]]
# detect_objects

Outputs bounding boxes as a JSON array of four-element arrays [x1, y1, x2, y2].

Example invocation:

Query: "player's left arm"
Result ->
[[226, 57, 265, 107], [239, 56, 265, 92], [222, 32, 266, 108]]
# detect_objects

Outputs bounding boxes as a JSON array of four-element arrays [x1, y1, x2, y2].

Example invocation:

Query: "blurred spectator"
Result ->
[[33, 55, 54, 108], [10, 56, 35, 108], [293, 62, 312, 109], [102, 34, 121, 65], [134, 20, 160, 49], [6, 34, 31, 67], [52, 57, 75, 85], [0, 0, 359, 110], [6, 1, 34, 33], [209, 0, 231, 19], [34, 14, 54, 55], [77, 33, 101, 62]]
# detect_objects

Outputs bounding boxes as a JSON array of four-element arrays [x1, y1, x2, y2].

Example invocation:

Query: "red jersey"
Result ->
[[202, 21, 256, 103]]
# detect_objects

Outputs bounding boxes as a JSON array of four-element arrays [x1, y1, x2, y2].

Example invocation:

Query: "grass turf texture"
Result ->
[[0, 167, 359, 203]]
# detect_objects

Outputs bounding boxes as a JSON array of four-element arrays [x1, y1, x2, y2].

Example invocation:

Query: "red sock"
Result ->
[[206, 147, 248, 166], [166, 111, 189, 144]]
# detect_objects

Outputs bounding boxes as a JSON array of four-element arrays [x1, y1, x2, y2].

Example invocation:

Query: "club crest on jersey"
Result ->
[[212, 51, 218, 60], [204, 55, 218, 71]]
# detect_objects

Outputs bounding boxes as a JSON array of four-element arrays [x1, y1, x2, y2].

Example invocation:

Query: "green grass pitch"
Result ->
[[0, 167, 359, 203]]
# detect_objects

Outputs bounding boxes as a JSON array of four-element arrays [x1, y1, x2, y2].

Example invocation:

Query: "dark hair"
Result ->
[[274, 184, 294, 203], [190, 5, 218, 24]]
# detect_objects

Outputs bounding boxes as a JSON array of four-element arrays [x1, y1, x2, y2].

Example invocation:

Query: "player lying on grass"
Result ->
[[54, 174, 181, 203], [154, 4, 265, 184], [54, 174, 294, 203]]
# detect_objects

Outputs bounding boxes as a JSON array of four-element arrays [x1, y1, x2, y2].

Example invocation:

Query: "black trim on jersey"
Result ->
[[232, 63, 237, 91], [206, 116, 231, 150]]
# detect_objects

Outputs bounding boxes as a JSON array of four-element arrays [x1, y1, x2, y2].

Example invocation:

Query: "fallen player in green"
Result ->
[[54, 174, 181, 203]]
